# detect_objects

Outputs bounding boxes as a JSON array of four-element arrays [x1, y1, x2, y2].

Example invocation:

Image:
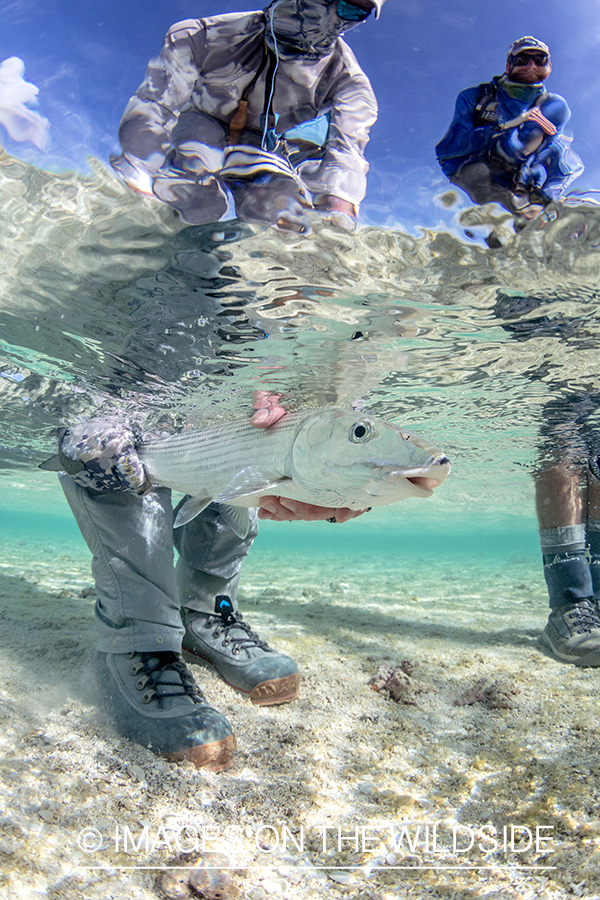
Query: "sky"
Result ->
[[1, 0, 599, 231]]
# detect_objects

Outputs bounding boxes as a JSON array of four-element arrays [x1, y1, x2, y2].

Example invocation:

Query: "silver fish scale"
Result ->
[[138, 413, 306, 499]]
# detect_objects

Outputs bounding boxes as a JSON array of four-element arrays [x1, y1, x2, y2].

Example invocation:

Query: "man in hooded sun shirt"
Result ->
[[53, 0, 385, 776], [112, 0, 382, 232], [435, 37, 583, 219]]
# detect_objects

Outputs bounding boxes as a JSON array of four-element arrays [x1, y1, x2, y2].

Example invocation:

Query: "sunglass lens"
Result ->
[[337, 0, 371, 21], [513, 53, 548, 66]]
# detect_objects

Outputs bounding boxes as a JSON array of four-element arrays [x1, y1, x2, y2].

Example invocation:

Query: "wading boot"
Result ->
[[540, 598, 600, 666], [96, 650, 235, 770], [182, 596, 300, 706]]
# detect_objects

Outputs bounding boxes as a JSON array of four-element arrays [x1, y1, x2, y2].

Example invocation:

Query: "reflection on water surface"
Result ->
[[1, 151, 600, 520]]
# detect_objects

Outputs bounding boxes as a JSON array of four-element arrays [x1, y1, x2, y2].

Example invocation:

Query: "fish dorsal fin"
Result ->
[[174, 496, 212, 528], [216, 468, 288, 503]]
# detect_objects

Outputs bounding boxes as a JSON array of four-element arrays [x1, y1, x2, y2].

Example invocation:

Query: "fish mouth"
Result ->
[[386, 455, 451, 497]]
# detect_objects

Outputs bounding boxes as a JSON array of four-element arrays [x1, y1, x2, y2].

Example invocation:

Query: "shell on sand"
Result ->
[[161, 854, 235, 900]]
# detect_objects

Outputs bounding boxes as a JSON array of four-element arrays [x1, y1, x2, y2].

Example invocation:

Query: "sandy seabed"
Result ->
[[1, 534, 600, 900]]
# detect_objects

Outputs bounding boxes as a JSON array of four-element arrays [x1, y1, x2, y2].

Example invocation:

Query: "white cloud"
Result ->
[[0, 56, 50, 151]]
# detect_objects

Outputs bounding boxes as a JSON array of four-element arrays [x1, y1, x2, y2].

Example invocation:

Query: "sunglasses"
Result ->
[[331, 0, 374, 21], [510, 52, 549, 67]]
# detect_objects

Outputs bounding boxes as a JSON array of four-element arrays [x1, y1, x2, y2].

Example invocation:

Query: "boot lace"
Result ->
[[565, 599, 600, 634], [208, 612, 272, 657], [129, 651, 205, 706]]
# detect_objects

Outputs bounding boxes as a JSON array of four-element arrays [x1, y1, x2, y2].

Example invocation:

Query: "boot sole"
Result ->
[[539, 630, 600, 667], [183, 647, 301, 706], [247, 673, 301, 706], [164, 733, 236, 772]]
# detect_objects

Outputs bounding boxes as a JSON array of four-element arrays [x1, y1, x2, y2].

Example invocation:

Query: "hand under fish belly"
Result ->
[[257, 496, 368, 523]]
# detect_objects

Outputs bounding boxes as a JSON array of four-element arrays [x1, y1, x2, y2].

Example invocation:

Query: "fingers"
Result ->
[[258, 497, 321, 520], [249, 406, 287, 428], [526, 108, 557, 135], [332, 507, 369, 523], [250, 392, 287, 428], [257, 496, 369, 522], [114, 453, 153, 495]]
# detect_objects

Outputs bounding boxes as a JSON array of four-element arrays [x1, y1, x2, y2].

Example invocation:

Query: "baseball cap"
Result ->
[[507, 36, 550, 59]]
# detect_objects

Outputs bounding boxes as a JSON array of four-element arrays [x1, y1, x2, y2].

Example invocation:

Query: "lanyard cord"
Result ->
[[242, 42, 269, 104], [227, 18, 279, 148], [261, 5, 281, 150], [261, 48, 279, 149]]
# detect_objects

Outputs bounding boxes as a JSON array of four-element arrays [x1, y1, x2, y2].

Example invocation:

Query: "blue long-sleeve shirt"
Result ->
[[435, 76, 570, 178]]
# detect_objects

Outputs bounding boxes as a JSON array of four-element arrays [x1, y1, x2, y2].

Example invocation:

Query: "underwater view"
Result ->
[[1, 1, 600, 899]]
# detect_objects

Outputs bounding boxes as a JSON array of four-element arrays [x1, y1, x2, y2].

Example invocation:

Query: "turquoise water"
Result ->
[[2, 150, 595, 586], [0, 496, 541, 561]]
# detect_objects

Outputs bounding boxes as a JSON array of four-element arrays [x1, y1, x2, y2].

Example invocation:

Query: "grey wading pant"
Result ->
[[60, 475, 258, 654]]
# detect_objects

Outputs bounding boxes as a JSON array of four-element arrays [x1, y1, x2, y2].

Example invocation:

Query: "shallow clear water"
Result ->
[[2, 151, 600, 537], [3, 64, 600, 900]]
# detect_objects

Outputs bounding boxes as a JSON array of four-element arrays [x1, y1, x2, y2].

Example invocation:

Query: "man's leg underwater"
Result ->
[[586, 476, 600, 611], [174, 501, 300, 705], [60, 477, 235, 769], [535, 466, 600, 666], [450, 162, 517, 212]]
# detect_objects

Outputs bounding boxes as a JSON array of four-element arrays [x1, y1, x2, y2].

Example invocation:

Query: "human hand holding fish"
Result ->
[[257, 496, 367, 523], [41, 394, 373, 524], [251, 392, 435, 522], [250, 393, 362, 518], [248, 391, 288, 428], [39, 418, 152, 496], [41, 393, 286, 495]]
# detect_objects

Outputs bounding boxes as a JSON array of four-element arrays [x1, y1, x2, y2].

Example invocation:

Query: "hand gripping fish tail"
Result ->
[[38, 418, 152, 496]]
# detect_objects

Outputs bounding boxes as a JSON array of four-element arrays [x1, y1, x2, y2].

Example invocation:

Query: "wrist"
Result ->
[[314, 195, 357, 218]]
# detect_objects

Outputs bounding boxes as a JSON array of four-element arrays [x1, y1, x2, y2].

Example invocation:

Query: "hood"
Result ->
[[264, 0, 381, 59]]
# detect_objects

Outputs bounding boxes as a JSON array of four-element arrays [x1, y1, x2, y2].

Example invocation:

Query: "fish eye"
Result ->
[[348, 420, 374, 443]]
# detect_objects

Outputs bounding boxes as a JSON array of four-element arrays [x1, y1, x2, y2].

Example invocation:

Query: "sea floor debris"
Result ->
[[370, 660, 436, 704], [0, 537, 596, 900]]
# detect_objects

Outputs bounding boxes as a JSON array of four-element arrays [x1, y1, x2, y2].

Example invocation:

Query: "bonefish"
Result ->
[[137, 408, 451, 537]]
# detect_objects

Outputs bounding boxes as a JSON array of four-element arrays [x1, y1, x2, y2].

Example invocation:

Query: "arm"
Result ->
[[435, 87, 496, 172], [499, 94, 570, 161], [113, 20, 207, 189], [302, 49, 378, 216]]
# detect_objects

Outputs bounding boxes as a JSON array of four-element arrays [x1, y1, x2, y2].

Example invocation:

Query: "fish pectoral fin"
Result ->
[[173, 496, 213, 528], [216, 469, 290, 503], [216, 505, 252, 540], [173, 497, 252, 540]]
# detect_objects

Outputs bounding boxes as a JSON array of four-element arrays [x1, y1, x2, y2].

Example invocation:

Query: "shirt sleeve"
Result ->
[[117, 20, 206, 173], [497, 94, 572, 165], [299, 55, 378, 208], [515, 93, 571, 143], [435, 87, 495, 169]]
